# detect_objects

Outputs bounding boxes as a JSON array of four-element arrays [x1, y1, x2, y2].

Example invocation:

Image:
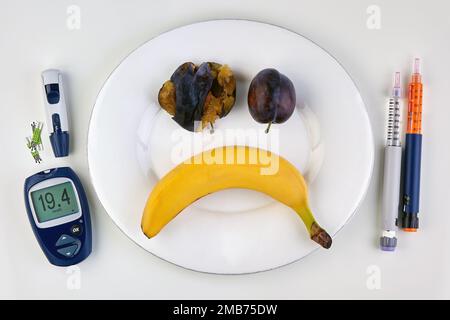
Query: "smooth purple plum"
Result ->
[[248, 68, 296, 133]]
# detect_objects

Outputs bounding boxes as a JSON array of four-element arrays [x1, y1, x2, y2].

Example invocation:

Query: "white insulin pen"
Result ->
[[380, 72, 402, 251]]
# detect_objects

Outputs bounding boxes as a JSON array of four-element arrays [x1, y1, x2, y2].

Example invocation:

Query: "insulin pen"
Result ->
[[380, 72, 402, 251], [401, 58, 423, 232]]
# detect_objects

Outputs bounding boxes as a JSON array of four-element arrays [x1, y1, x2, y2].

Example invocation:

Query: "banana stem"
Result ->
[[265, 122, 272, 134], [209, 122, 215, 134]]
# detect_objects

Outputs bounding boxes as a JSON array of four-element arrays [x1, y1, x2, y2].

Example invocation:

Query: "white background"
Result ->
[[1, 0, 449, 299]]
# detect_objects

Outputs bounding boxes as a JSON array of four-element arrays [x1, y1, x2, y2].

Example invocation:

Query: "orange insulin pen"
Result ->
[[401, 58, 423, 232]]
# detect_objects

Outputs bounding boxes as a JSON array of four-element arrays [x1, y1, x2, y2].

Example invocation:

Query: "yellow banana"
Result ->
[[141, 146, 332, 249]]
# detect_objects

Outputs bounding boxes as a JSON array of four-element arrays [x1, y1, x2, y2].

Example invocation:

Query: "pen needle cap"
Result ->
[[392, 71, 401, 98], [413, 58, 421, 74], [394, 72, 401, 88]]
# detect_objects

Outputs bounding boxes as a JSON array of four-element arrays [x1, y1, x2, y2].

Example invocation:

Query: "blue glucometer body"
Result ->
[[24, 167, 92, 266]]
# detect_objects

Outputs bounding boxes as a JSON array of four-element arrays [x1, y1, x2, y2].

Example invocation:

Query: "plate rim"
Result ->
[[86, 18, 375, 275]]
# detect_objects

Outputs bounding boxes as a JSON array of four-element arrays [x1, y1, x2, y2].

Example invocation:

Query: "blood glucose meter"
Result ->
[[24, 167, 92, 266]]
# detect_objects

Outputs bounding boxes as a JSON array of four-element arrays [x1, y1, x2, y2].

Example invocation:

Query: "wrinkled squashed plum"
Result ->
[[158, 62, 236, 132]]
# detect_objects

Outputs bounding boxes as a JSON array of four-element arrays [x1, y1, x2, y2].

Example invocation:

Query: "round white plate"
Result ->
[[88, 20, 373, 274]]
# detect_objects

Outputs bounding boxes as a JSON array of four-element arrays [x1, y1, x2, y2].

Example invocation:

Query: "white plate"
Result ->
[[88, 20, 373, 274]]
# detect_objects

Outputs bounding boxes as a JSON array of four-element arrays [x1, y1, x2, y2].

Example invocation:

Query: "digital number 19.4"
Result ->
[[38, 188, 71, 211]]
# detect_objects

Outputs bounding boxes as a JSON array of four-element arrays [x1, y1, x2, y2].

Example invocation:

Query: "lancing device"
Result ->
[[402, 58, 423, 232], [41, 69, 69, 157], [380, 72, 402, 251]]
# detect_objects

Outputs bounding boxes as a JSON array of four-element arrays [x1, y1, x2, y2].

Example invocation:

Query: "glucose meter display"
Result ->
[[31, 181, 79, 222]]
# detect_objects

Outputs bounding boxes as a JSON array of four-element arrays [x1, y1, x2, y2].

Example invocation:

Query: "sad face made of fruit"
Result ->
[[144, 63, 332, 249]]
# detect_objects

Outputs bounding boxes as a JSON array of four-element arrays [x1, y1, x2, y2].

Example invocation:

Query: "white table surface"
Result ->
[[1, 0, 449, 299]]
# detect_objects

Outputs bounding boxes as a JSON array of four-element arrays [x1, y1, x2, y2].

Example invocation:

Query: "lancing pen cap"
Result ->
[[41, 69, 70, 157]]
